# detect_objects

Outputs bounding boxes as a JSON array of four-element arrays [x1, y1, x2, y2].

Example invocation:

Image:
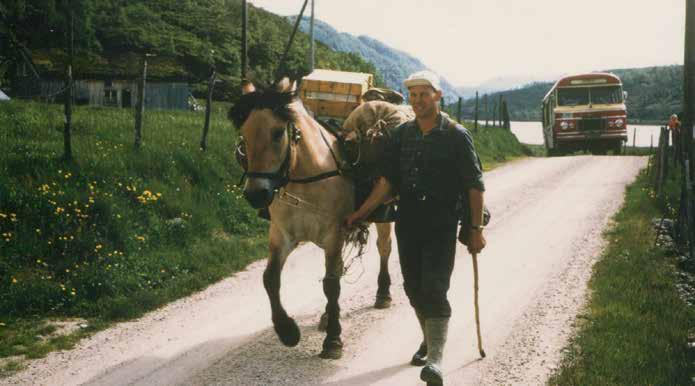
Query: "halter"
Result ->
[[236, 121, 344, 188]]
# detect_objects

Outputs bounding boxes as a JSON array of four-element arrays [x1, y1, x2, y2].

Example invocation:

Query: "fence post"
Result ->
[[200, 66, 217, 151], [457, 97, 462, 123], [492, 101, 497, 127], [657, 127, 667, 197], [474, 91, 478, 132], [134, 54, 147, 149], [632, 127, 637, 149], [686, 158, 694, 259], [484, 94, 489, 127], [63, 6, 74, 161], [502, 97, 511, 129]]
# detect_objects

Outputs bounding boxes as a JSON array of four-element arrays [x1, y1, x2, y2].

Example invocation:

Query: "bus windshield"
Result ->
[[590, 86, 623, 104], [557, 88, 589, 106], [557, 85, 623, 106]]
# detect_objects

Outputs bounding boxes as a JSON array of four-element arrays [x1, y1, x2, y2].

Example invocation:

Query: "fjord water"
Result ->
[[510, 121, 665, 147]]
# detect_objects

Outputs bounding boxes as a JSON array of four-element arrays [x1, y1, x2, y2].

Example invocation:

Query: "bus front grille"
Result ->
[[579, 118, 604, 131]]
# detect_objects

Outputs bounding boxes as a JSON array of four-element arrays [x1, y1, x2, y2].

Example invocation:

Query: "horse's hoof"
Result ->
[[274, 317, 300, 347], [374, 294, 392, 309], [319, 337, 343, 359], [319, 344, 343, 359], [317, 313, 328, 332]]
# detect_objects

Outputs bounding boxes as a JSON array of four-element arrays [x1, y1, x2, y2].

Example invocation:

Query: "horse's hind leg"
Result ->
[[264, 228, 299, 347], [374, 223, 393, 309], [319, 241, 344, 359]]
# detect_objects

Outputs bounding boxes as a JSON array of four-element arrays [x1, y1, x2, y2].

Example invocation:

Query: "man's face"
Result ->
[[408, 85, 441, 119]]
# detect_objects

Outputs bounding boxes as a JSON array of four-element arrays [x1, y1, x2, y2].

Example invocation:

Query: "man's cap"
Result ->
[[403, 70, 442, 92]]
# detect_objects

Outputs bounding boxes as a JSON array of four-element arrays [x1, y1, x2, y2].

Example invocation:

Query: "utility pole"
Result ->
[[63, 6, 74, 161], [241, 0, 248, 79], [685, 0, 694, 165], [309, 0, 315, 72]]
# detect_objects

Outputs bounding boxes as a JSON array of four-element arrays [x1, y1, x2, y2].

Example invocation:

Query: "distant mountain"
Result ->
[[448, 65, 683, 123], [294, 17, 462, 100], [457, 74, 561, 99]]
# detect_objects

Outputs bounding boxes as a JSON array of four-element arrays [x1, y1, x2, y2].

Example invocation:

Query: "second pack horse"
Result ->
[[229, 79, 393, 359]]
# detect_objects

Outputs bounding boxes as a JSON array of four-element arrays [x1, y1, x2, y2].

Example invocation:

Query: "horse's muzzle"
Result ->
[[243, 179, 275, 209]]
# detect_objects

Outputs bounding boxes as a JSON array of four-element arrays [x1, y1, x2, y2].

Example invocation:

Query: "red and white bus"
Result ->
[[542, 73, 628, 155]]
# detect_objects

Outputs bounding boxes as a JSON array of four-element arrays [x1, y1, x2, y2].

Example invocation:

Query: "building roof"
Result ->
[[0, 90, 10, 101]]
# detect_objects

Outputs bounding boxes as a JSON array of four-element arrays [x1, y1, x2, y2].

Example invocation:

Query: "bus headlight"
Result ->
[[615, 119, 624, 128], [560, 121, 569, 130]]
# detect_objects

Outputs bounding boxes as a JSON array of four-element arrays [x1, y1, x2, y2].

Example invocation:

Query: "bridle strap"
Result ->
[[242, 122, 343, 187]]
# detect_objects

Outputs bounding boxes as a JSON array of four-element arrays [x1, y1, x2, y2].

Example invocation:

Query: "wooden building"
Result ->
[[17, 78, 190, 110]]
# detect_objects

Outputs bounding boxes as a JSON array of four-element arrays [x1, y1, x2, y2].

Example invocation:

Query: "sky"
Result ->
[[248, 0, 686, 87]]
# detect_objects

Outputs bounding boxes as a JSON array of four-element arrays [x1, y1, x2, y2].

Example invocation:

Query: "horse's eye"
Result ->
[[272, 128, 285, 141]]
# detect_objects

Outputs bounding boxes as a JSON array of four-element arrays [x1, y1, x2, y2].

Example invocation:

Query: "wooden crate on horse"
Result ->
[[300, 69, 373, 121]]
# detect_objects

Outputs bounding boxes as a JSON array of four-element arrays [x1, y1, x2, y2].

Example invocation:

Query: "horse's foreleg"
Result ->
[[264, 230, 299, 347], [319, 246, 344, 359], [374, 222, 393, 309]]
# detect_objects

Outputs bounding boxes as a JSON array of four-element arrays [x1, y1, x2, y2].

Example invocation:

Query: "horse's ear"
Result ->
[[276, 77, 296, 93], [241, 79, 256, 95]]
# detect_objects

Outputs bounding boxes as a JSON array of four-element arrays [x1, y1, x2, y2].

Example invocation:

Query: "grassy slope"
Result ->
[[0, 100, 268, 370], [548, 169, 694, 385], [0, 101, 530, 374]]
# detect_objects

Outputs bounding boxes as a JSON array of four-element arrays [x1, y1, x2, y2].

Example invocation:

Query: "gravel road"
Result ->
[[3, 155, 647, 386]]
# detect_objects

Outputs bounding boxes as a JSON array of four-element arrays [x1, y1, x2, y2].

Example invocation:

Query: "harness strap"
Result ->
[[289, 170, 340, 184]]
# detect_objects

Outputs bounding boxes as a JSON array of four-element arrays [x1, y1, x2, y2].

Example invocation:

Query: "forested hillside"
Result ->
[[451, 65, 683, 123], [0, 0, 379, 99], [295, 17, 461, 99]]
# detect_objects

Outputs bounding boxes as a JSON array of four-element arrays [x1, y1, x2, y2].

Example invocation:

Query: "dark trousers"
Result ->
[[395, 199, 458, 318]]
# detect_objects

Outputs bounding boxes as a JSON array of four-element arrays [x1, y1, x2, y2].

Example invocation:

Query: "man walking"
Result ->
[[346, 71, 486, 385]]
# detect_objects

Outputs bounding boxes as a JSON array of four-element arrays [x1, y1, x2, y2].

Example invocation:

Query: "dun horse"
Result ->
[[229, 79, 393, 359]]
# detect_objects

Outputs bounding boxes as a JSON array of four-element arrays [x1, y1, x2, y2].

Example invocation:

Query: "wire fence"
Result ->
[[652, 124, 695, 259]]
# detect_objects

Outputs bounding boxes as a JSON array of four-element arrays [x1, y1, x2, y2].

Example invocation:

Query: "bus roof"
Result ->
[[542, 72, 622, 102]]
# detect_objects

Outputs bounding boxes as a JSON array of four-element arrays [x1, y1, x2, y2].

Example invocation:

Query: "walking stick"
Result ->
[[472, 252, 486, 358]]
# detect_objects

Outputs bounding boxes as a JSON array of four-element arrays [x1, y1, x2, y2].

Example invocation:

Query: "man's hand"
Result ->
[[345, 210, 366, 228], [467, 230, 486, 255]]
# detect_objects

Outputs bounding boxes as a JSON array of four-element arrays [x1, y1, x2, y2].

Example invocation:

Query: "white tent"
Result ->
[[0, 90, 9, 101]]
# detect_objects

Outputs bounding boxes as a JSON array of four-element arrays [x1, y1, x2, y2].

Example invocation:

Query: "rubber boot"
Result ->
[[411, 311, 427, 366], [420, 318, 449, 385]]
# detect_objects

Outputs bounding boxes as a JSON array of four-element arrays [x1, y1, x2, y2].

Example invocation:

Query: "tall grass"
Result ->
[[0, 100, 267, 324]]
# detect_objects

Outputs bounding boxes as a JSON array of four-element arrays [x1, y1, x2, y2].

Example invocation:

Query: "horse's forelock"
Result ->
[[229, 89, 296, 129]]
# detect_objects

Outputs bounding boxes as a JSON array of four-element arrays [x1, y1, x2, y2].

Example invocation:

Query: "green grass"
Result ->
[[0, 100, 531, 372], [0, 100, 267, 365], [548, 168, 695, 385], [460, 122, 533, 170]]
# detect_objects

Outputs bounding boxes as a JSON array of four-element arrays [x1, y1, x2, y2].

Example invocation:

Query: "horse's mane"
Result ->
[[228, 86, 297, 129]]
